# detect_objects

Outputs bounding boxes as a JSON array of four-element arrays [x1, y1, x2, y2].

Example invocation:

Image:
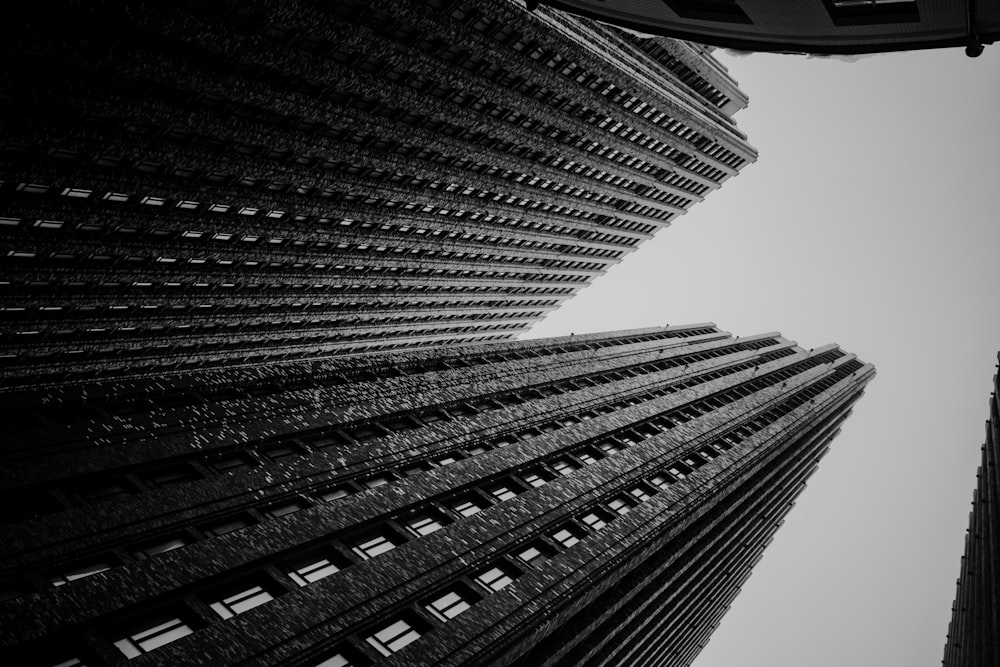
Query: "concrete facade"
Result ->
[[0, 325, 874, 666], [0, 0, 755, 390], [942, 354, 1000, 666]]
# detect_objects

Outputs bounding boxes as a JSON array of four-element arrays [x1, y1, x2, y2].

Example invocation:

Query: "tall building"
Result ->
[[0, 0, 755, 389], [535, 0, 1000, 57], [942, 354, 1000, 666], [0, 325, 874, 666]]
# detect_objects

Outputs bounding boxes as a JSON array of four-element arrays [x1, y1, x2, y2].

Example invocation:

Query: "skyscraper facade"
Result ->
[[0, 325, 873, 666], [0, 0, 755, 389], [942, 354, 1000, 667]]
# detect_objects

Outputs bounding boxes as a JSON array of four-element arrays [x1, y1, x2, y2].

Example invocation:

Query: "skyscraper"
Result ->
[[0, 325, 874, 666], [942, 354, 1000, 667], [0, 0, 755, 389]]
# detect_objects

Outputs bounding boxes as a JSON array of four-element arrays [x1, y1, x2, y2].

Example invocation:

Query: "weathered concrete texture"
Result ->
[[0, 325, 873, 667]]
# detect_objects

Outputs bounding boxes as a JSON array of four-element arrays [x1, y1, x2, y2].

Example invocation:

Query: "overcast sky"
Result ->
[[524, 44, 1000, 666]]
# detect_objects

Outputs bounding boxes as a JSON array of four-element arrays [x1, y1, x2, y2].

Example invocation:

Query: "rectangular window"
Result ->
[[263, 500, 307, 519], [112, 614, 194, 659], [607, 497, 633, 516], [351, 530, 400, 559], [132, 535, 189, 559], [366, 617, 422, 656], [551, 459, 579, 476], [51, 559, 114, 586], [284, 551, 342, 587], [425, 588, 473, 621], [629, 486, 652, 503], [201, 516, 251, 538], [208, 583, 275, 619], [516, 542, 553, 567], [522, 472, 547, 488], [316, 486, 350, 502], [450, 498, 484, 517], [551, 527, 581, 549], [490, 485, 518, 502], [406, 513, 445, 536], [475, 565, 515, 592], [207, 453, 255, 474], [581, 512, 608, 531], [649, 474, 673, 489]]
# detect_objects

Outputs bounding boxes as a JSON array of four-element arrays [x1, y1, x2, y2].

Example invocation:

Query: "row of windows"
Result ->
[[3, 167, 637, 259], [9, 343, 822, 605], [621, 36, 732, 110], [0, 298, 560, 322], [3, 308, 545, 344], [11, 352, 864, 666], [6, 334, 764, 526], [232, 1, 722, 202], [0, 269, 580, 298], [0, 321, 527, 369], [445, 2, 742, 168], [3, 203, 622, 271], [12, 329, 714, 426], [25, 389, 748, 666], [68, 348, 867, 666]]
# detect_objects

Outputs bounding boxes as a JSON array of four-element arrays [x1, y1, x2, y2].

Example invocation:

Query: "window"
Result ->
[[350, 529, 400, 559], [263, 500, 307, 519], [132, 535, 189, 559], [580, 511, 608, 531], [208, 582, 275, 619], [607, 496, 633, 516], [425, 588, 473, 621], [551, 527, 581, 549], [206, 453, 255, 474], [475, 565, 516, 592], [366, 617, 422, 656], [308, 648, 359, 667], [516, 541, 554, 567], [74, 479, 133, 502], [598, 442, 623, 455], [551, 458, 579, 476], [629, 486, 652, 503], [489, 485, 518, 502], [363, 475, 392, 489], [649, 474, 673, 490], [111, 613, 195, 659], [317, 486, 350, 502], [522, 471, 548, 488], [405, 513, 445, 536], [50, 558, 114, 586], [142, 465, 199, 488], [200, 516, 251, 538], [259, 444, 301, 461], [449, 498, 484, 517], [284, 551, 342, 587]]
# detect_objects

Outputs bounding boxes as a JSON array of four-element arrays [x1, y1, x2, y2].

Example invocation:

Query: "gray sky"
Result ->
[[524, 45, 1000, 666]]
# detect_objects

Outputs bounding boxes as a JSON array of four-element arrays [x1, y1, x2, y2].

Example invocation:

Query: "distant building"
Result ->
[[0, 325, 874, 666], [942, 354, 1000, 666], [535, 0, 999, 57], [0, 0, 755, 389]]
